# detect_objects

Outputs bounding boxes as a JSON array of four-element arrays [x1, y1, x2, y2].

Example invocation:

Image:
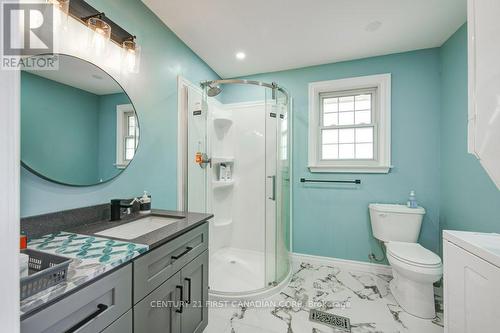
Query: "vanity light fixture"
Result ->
[[121, 36, 141, 73], [47, 0, 70, 15], [86, 15, 111, 40], [85, 14, 111, 54], [60, 0, 140, 71], [47, 0, 70, 31]]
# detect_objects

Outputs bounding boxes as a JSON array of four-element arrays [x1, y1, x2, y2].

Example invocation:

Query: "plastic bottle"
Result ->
[[407, 190, 418, 208], [219, 164, 226, 181], [139, 191, 151, 214]]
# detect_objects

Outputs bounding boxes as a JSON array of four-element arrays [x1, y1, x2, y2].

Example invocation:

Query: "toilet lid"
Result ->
[[387, 242, 441, 266]]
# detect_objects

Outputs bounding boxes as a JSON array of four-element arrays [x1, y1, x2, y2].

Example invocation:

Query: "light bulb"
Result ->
[[121, 38, 141, 73], [47, 0, 69, 14], [86, 17, 111, 56], [46, 0, 69, 31]]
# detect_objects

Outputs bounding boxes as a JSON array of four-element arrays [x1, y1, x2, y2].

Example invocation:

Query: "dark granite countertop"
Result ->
[[20, 207, 212, 320], [68, 209, 213, 249]]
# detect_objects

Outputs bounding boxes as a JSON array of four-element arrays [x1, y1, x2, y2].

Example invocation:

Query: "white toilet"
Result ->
[[369, 203, 442, 319]]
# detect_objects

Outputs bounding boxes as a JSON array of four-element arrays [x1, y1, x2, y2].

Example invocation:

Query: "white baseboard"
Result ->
[[291, 252, 393, 276]]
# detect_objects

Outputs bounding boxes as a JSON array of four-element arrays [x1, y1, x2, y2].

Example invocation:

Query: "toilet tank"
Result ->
[[369, 204, 425, 243]]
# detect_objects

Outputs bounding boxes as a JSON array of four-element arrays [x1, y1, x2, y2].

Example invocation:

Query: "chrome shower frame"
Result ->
[[200, 79, 290, 102]]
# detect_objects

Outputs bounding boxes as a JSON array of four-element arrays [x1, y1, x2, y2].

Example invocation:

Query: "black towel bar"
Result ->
[[300, 178, 361, 184]]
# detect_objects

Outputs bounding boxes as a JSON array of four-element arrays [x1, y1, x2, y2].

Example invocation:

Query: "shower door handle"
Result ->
[[268, 175, 276, 201]]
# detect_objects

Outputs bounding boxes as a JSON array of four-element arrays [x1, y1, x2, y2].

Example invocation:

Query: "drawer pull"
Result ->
[[176, 285, 184, 313], [185, 277, 192, 304], [65, 303, 108, 333], [171, 246, 193, 261]]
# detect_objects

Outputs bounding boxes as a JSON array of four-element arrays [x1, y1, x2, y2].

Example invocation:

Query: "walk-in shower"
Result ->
[[185, 79, 292, 299]]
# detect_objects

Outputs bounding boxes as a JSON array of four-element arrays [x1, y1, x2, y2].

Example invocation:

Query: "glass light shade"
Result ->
[[47, 0, 70, 32], [121, 39, 141, 73], [47, 0, 70, 15], [87, 17, 111, 55]]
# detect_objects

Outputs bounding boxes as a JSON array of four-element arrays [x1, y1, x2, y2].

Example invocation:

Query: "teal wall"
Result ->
[[223, 49, 443, 261], [21, 71, 100, 184], [440, 25, 500, 235], [20, 0, 220, 217]]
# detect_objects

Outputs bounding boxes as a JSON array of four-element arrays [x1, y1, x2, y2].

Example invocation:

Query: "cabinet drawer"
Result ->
[[101, 309, 132, 333], [133, 223, 208, 303], [21, 264, 132, 333]]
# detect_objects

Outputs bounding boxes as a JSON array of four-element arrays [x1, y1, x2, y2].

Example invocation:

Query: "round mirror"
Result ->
[[21, 54, 139, 186]]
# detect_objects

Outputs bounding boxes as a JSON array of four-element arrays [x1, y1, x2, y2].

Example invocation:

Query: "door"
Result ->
[[186, 86, 209, 213], [265, 87, 291, 287], [180, 251, 209, 333], [134, 272, 182, 333], [444, 240, 500, 333], [275, 90, 291, 283], [265, 88, 278, 285]]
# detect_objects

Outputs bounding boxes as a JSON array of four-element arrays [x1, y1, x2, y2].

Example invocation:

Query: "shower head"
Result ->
[[206, 82, 223, 97]]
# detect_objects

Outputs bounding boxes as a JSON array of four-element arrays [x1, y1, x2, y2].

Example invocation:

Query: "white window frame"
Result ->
[[116, 104, 137, 169], [308, 74, 391, 173]]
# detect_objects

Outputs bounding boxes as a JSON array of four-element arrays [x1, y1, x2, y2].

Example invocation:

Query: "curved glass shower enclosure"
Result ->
[[186, 79, 291, 298]]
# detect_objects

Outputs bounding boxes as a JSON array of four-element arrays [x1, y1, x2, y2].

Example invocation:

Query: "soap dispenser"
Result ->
[[139, 191, 151, 214]]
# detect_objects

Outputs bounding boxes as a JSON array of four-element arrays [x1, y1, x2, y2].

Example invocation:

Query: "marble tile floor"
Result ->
[[204, 260, 443, 333]]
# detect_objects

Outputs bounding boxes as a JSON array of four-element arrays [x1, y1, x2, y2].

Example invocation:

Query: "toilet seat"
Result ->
[[387, 242, 441, 268]]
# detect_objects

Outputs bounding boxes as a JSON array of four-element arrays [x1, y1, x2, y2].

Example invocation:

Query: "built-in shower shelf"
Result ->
[[212, 110, 233, 128], [212, 156, 234, 164], [213, 218, 232, 227], [213, 117, 233, 128], [212, 179, 235, 189]]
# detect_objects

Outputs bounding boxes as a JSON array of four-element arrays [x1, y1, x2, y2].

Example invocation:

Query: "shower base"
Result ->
[[209, 246, 292, 301], [210, 247, 265, 293]]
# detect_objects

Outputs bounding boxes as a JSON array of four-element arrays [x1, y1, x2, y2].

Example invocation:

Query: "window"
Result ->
[[308, 74, 391, 173], [116, 104, 139, 168]]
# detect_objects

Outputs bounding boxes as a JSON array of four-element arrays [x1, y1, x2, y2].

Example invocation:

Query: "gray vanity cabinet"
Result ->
[[101, 310, 132, 333], [133, 250, 209, 333], [21, 222, 209, 333], [132, 223, 209, 333], [180, 250, 209, 333], [133, 223, 209, 304], [21, 264, 132, 333], [134, 271, 182, 333]]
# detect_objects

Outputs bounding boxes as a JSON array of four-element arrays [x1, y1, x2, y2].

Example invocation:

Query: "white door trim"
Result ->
[[0, 48, 21, 332], [177, 76, 205, 211]]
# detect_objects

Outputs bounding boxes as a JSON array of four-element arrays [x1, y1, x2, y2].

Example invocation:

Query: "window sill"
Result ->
[[308, 165, 391, 174]]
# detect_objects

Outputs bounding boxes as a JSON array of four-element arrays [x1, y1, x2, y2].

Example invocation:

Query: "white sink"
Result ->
[[95, 216, 180, 240]]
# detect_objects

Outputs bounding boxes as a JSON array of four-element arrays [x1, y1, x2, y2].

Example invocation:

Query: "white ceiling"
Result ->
[[143, 0, 467, 78], [25, 55, 123, 95]]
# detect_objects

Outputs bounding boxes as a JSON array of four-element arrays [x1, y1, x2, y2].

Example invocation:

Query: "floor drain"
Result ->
[[310, 309, 351, 332]]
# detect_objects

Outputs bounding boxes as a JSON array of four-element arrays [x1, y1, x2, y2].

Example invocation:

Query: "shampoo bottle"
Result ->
[[219, 164, 226, 181]]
